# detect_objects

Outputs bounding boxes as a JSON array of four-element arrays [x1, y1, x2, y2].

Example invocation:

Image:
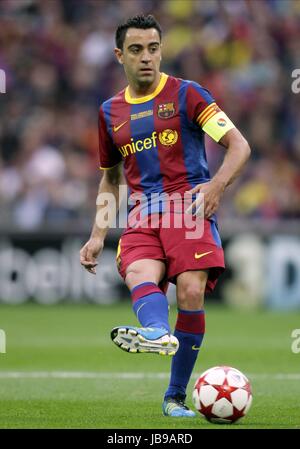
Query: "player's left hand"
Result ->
[[185, 179, 225, 218]]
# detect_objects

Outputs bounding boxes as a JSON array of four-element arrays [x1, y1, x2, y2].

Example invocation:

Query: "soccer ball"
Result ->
[[192, 366, 252, 424]]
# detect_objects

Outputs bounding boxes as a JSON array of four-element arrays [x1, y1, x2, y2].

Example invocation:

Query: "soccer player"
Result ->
[[80, 15, 251, 417]]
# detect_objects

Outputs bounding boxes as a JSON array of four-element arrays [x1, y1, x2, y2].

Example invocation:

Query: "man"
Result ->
[[80, 15, 250, 417]]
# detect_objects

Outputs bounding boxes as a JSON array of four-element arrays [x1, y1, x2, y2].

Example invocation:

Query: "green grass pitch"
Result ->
[[0, 302, 299, 429]]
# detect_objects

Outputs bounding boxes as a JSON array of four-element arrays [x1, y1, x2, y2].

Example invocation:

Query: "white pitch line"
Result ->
[[0, 372, 165, 379], [0, 372, 299, 380]]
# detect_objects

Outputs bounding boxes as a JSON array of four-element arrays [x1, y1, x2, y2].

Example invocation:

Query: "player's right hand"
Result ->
[[79, 238, 104, 275]]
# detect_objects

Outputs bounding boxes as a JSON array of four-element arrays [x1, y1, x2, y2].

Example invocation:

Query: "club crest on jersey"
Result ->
[[159, 129, 178, 146], [157, 102, 175, 119]]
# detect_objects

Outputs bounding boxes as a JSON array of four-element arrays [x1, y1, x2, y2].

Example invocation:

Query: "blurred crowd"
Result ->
[[0, 0, 300, 230]]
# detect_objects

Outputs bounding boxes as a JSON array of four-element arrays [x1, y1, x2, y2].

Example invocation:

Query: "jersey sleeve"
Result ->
[[186, 81, 235, 142], [98, 106, 122, 169]]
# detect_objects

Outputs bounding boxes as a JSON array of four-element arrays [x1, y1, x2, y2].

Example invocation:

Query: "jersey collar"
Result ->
[[125, 72, 168, 104]]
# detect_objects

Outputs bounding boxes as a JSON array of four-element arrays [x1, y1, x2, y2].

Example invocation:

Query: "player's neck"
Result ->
[[128, 72, 162, 98]]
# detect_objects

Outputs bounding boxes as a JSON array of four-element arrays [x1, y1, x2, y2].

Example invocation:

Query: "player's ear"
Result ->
[[114, 48, 123, 65]]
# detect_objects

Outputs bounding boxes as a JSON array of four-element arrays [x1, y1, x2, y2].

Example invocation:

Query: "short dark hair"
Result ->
[[115, 14, 162, 50]]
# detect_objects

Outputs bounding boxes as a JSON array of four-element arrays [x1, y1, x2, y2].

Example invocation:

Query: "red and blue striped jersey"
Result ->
[[98, 73, 229, 198]]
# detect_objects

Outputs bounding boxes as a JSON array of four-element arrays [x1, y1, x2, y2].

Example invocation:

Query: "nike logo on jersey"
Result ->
[[194, 250, 213, 259], [113, 121, 128, 132], [192, 345, 201, 350]]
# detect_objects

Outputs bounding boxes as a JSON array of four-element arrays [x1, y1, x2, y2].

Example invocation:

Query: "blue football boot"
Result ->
[[162, 395, 196, 417], [110, 326, 179, 356]]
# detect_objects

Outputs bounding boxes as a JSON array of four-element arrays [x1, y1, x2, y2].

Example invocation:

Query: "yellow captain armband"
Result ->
[[202, 110, 235, 142]]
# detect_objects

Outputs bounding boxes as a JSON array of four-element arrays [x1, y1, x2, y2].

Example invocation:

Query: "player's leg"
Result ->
[[111, 258, 178, 354], [160, 217, 225, 416], [163, 270, 207, 417], [125, 258, 170, 333], [125, 258, 165, 289], [111, 229, 179, 355]]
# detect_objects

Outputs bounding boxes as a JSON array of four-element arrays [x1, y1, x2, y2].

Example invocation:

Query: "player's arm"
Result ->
[[80, 163, 124, 274], [189, 127, 251, 218], [80, 103, 124, 274], [186, 90, 251, 218], [214, 127, 251, 187]]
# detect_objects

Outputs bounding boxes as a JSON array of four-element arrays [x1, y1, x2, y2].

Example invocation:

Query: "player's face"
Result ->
[[115, 28, 162, 88]]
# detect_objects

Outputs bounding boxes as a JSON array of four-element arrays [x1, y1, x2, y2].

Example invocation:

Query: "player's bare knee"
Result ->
[[125, 259, 165, 290], [125, 270, 146, 290]]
